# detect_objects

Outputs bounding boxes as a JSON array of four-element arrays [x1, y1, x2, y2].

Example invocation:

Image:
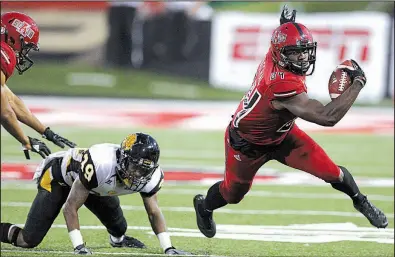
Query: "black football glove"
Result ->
[[22, 136, 51, 159], [280, 4, 296, 25], [74, 244, 92, 255], [341, 59, 367, 87], [165, 247, 192, 255], [43, 127, 77, 148]]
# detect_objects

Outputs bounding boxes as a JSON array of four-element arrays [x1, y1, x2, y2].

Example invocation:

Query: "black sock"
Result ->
[[0, 223, 12, 244], [204, 181, 228, 212], [0, 223, 21, 245], [331, 166, 365, 204]]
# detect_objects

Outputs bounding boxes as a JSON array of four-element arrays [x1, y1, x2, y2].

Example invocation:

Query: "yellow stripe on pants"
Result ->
[[40, 169, 52, 192]]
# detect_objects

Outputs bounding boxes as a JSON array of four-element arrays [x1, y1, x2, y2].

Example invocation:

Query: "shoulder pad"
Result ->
[[140, 167, 164, 197]]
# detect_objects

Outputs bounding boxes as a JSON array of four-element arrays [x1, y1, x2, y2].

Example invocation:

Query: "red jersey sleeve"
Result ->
[[1, 42, 17, 81], [269, 80, 306, 99]]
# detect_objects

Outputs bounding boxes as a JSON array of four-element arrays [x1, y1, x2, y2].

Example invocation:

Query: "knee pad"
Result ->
[[20, 229, 42, 248]]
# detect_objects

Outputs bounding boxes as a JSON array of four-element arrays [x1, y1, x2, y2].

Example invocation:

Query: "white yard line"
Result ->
[[2, 202, 394, 218], [160, 189, 394, 202], [1, 185, 393, 202], [2, 223, 393, 245]]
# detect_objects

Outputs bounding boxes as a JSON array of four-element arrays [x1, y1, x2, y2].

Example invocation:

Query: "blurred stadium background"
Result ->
[[1, 1, 394, 257]]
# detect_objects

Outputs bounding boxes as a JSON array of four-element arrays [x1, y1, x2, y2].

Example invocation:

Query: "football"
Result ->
[[328, 60, 353, 100]]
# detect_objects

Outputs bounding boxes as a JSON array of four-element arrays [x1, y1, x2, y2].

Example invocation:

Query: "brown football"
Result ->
[[328, 60, 353, 100]]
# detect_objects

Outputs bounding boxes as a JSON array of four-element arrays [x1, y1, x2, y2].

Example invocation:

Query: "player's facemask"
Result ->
[[116, 150, 157, 191], [280, 42, 317, 76], [15, 37, 39, 74]]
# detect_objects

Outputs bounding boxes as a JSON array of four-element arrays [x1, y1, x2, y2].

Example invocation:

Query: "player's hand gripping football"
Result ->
[[74, 244, 92, 255], [22, 136, 51, 159], [165, 247, 193, 255], [43, 127, 77, 148], [280, 4, 297, 25], [340, 59, 367, 87]]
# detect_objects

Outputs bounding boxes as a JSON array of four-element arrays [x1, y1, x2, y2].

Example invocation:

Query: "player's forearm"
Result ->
[[1, 111, 30, 145], [322, 81, 363, 126], [10, 96, 46, 134], [63, 205, 86, 249], [149, 210, 174, 252], [63, 205, 81, 232], [148, 210, 167, 235]]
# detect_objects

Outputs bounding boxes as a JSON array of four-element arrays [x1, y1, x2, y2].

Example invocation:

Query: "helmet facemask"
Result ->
[[15, 35, 39, 74], [116, 148, 158, 191], [280, 42, 317, 76]]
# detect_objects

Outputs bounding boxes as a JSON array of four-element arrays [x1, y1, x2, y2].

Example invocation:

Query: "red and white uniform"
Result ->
[[0, 41, 17, 81], [220, 50, 340, 204], [231, 50, 307, 146]]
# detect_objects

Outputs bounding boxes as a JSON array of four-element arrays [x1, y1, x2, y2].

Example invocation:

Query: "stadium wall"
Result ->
[[1, 3, 393, 103]]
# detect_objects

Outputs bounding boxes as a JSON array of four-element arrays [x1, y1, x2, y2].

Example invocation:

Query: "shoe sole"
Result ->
[[110, 243, 146, 249], [193, 194, 216, 238]]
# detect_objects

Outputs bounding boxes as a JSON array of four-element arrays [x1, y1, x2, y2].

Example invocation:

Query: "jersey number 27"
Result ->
[[232, 89, 261, 128]]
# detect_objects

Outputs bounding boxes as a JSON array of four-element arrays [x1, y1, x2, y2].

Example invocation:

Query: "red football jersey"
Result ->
[[1, 41, 17, 81], [230, 50, 307, 145]]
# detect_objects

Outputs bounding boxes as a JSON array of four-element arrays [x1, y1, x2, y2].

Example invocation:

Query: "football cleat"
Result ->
[[354, 195, 388, 229], [193, 194, 216, 238], [109, 235, 146, 248], [74, 244, 92, 255]]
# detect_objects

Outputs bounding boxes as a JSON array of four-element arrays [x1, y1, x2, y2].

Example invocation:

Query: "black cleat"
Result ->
[[354, 195, 388, 229], [109, 235, 146, 248], [193, 194, 216, 238]]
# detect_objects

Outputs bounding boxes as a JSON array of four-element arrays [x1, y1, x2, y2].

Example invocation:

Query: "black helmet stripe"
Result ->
[[292, 22, 304, 37]]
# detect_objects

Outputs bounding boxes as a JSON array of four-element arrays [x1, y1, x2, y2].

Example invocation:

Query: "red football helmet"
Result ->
[[270, 22, 317, 76], [1, 12, 39, 74]]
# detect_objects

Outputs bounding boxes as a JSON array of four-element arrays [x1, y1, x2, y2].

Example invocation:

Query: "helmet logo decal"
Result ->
[[11, 19, 35, 39], [122, 134, 137, 150], [141, 159, 155, 168], [271, 30, 287, 45]]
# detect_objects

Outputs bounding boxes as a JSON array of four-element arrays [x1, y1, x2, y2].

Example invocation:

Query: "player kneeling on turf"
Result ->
[[0, 133, 191, 255]]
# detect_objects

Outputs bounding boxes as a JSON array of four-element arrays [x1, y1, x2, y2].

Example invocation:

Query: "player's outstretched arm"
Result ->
[[63, 178, 91, 254], [1, 84, 30, 146], [272, 80, 364, 127], [2, 84, 46, 134], [3, 84, 77, 148], [141, 193, 192, 255]]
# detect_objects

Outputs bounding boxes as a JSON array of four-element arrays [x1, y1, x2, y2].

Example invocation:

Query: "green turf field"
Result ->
[[1, 126, 394, 257]]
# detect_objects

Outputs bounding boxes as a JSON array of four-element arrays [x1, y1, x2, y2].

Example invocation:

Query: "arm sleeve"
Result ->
[[269, 81, 306, 99]]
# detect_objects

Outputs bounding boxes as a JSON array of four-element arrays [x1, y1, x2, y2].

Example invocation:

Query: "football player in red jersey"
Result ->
[[193, 5, 388, 238], [1, 12, 76, 159]]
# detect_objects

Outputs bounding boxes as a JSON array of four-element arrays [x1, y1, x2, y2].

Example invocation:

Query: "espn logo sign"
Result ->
[[231, 26, 370, 62]]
